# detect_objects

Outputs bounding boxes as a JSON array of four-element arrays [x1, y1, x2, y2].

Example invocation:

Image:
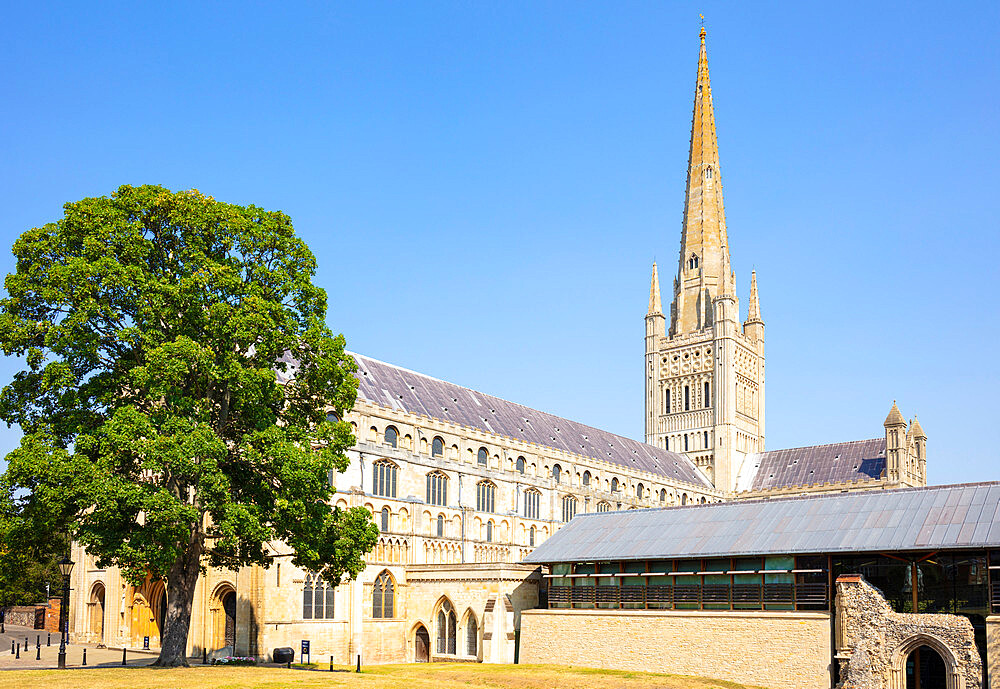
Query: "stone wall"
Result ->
[[519, 608, 832, 688], [835, 574, 982, 689], [4, 606, 44, 629]]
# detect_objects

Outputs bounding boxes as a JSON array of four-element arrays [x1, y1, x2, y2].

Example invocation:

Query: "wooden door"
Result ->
[[223, 592, 236, 648], [415, 626, 430, 662]]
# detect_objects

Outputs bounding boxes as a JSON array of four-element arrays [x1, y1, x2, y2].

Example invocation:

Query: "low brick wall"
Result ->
[[4, 606, 44, 629], [44, 598, 61, 633], [519, 608, 832, 689]]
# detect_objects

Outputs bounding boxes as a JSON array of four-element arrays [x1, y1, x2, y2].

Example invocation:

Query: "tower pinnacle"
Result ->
[[670, 26, 734, 335], [648, 262, 662, 315], [747, 270, 761, 322]]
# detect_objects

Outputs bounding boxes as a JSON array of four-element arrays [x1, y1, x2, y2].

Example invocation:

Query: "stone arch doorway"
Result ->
[[889, 633, 963, 689], [414, 624, 430, 663], [906, 645, 947, 689], [88, 583, 105, 642], [211, 583, 237, 653], [129, 579, 166, 647]]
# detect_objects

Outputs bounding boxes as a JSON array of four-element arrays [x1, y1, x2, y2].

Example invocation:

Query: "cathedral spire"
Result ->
[[648, 262, 662, 315], [671, 26, 734, 335]]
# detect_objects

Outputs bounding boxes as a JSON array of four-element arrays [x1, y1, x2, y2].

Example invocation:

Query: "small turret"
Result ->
[[911, 416, 927, 483], [884, 401, 906, 483], [742, 270, 764, 342]]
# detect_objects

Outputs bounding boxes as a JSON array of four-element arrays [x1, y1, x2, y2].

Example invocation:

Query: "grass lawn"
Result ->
[[0, 662, 761, 689]]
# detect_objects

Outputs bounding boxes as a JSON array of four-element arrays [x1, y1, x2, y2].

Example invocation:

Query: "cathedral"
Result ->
[[68, 28, 929, 669]]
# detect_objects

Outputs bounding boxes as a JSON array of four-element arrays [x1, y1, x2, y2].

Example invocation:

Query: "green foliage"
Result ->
[[0, 184, 378, 596], [0, 498, 68, 605]]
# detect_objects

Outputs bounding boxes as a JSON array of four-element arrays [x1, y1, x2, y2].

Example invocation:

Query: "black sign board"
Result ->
[[143, 636, 150, 650], [301, 639, 310, 662]]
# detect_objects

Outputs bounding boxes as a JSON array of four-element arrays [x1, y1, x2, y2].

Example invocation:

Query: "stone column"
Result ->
[[988, 616, 1000, 689]]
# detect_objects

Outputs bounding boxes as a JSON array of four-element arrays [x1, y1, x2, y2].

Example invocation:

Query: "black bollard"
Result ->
[[330, 655, 333, 672], [47, 633, 51, 646], [122, 646, 127, 666], [286, 660, 291, 669], [10, 640, 14, 654], [83, 648, 87, 666], [203, 648, 207, 665], [35, 644, 40, 660], [24, 636, 28, 648], [16, 643, 19, 659], [356, 654, 361, 673], [36, 635, 40, 648]]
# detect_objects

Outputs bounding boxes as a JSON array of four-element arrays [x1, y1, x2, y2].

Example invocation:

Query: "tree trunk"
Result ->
[[153, 531, 202, 667]]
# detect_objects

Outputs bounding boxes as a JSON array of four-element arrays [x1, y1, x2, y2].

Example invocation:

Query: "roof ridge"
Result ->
[[752, 437, 884, 456]]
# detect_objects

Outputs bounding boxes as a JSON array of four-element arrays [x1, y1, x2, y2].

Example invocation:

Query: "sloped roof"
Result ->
[[522, 482, 1000, 564], [348, 353, 712, 489], [744, 438, 886, 492]]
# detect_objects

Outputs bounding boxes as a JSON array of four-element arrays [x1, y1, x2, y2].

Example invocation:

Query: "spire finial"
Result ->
[[699, 15, 706, 40]]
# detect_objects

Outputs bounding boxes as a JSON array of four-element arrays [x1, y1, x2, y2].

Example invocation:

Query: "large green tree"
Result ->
[[0, 185, 378, 665]]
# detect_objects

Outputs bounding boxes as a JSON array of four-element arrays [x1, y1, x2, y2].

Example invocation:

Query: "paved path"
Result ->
[[0, 624, 157, 669]]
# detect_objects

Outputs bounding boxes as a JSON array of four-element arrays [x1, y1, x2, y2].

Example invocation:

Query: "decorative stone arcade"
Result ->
[[835, 574, 982, 689]]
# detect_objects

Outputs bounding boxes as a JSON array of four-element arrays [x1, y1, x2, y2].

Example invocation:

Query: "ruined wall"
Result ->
[[835, 574, 982, 689]]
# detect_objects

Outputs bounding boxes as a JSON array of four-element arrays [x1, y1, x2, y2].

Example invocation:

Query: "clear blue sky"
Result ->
[[2, 2, 998, 485]]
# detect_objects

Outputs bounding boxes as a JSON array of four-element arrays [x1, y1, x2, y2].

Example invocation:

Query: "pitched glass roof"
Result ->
[[522, 482, 1000, 563]]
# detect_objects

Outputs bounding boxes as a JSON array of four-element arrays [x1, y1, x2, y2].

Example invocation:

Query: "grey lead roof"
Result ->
[[745, 438, 887, 492], [348, 353, 713, 489], [521, 481, 1000, 563]]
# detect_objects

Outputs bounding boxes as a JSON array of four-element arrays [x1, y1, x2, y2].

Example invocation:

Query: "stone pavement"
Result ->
[[0, 624, 157, 669]]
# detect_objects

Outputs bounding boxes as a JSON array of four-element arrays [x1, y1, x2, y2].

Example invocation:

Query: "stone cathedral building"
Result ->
[[68, 28, 932, 673]]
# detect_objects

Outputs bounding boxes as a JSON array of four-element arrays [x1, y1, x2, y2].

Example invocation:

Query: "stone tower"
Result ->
[[645, 28, 765, 493]]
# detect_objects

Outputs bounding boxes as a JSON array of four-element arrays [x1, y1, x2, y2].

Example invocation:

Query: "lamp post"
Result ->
[[57, 556, 74, 670]]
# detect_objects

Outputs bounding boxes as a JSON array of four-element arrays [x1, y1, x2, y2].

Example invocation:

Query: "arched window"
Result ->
[[372, 570, 394, 618], [611, 477, 620, 493], [426, 471, 448, 506], [582, 470, 591, 486], [551, 464, 561, 482], [659, 489, 666, 503], [326, 411, 339, 423], [529, 525, 536, 546], [524, 489, 540, 520], [704, 381, 710, 407], [681, 494, 688, 506], [384, 426, 398, 448], [466, 614, 478, 656], [704, 430, 709, 447], [303, 573, 335, 620], [636, 483, 644, 499], [684, 386, 690, 411], [431, 436, 444, 458], [372, 459, 398, 498], [705, 166, 713, 179], [477, 447, 488, 467], [516, 456, 525, 474], [436, 514, 444, 537], [380, 506, 390, 532], [597, 501, 611, 512], [436, 600, 457, 655], [684, 434, 689, 451], [561, 495, 577, 523], [476, 480, 496, 513], [486, 520, 493, 542], [666, 388, 671, 413]]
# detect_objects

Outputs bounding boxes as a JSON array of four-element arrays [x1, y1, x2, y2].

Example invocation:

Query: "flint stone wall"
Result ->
[[835, 574, 982, 689]]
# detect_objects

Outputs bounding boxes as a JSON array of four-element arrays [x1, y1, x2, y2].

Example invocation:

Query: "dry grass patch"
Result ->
[[0, 663, 760, 689]]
